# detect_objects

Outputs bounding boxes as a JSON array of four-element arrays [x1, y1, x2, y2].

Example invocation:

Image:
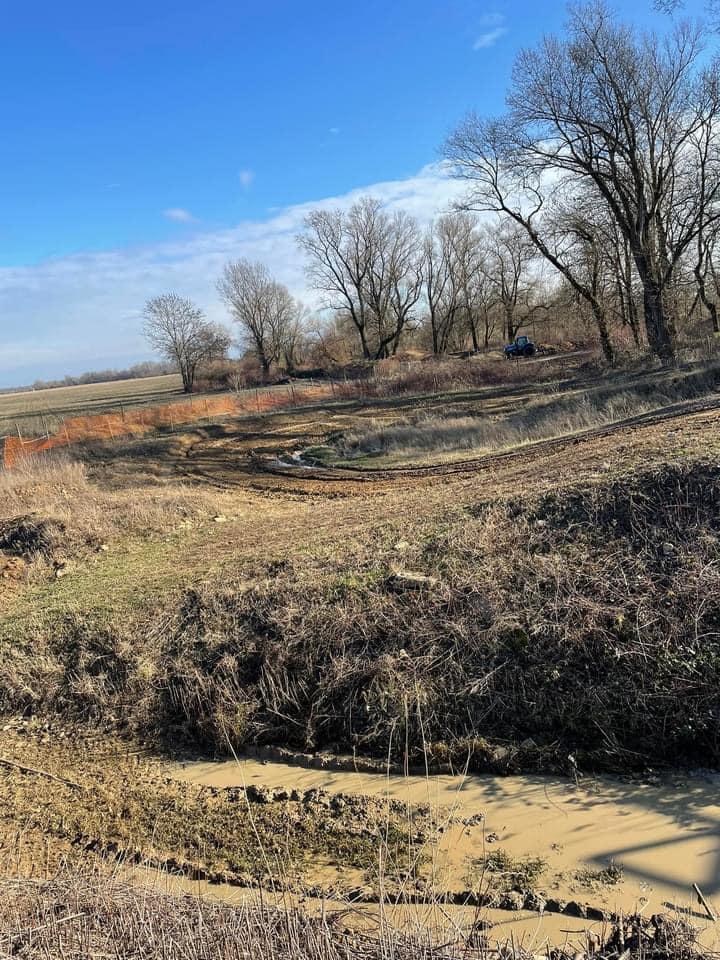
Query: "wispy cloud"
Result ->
[[163, 207, 196, 223], [238, 169, 254, 188], [0, 164, 467, 384], [329, 127, 340, 135], [473, 13, 507, 50], [478, 12, 505, 26], [473, 25, 507, 49]]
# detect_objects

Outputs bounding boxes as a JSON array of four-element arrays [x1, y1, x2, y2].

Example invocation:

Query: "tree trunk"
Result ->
[[180, 364, 193, 393], [622, 245, 641, 347], [641, 278, 675, 363], [431, 317, 440, 355], [468, 315, 479, 352], [694, 257, 720, 335], [592, 302, 614, 364], [504, 305, 516, 342], [357, 326, 371, 360], [633, 253, 676, 362]]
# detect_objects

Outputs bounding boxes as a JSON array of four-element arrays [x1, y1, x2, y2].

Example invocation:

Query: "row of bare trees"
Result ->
[[297, 200, 551, 361], [143, 262, 306, 392], [144, 3, 720, 381], [298, 4, 720, 366], [444, 1, 720, 364]]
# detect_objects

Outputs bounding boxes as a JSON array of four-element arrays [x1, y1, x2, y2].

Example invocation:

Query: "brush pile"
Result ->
[[0, 515, 63, 560]]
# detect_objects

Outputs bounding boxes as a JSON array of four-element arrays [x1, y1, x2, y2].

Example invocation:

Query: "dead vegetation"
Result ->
[[0, 451, 232, 587], [0, 515, 64, 561], [2, 459, 720, 773], [0, 871, 709, 960], [337, 364, 720, 461]]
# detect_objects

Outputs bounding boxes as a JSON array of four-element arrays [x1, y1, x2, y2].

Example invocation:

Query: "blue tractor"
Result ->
[[504, 334, 536, 359]]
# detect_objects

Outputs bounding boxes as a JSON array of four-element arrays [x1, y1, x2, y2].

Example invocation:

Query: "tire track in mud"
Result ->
[[175, 394, 720, 501], [257, 394, 720, 484]]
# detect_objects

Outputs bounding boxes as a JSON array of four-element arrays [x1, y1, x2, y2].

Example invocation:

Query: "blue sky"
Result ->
[[0, 0, 709, 385]]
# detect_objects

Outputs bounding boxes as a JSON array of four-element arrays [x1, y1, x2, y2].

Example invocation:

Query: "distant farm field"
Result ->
[[0, 374, 185, 437]]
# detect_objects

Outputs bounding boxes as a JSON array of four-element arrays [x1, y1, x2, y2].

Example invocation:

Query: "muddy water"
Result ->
[[165, 756, 720, 949], [130, 862, 602, 954]]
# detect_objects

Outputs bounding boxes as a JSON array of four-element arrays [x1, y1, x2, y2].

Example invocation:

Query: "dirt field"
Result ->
[[0, 373, 184, 436], [2, 358, 720, 954]]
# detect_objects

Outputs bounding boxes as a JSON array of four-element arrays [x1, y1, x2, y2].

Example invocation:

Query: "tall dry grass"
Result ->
[[0, 872, 704, 959], [0, 874, 458, 959], [332, 355, 578, 403], [0, 450, 225, 549], [339, 364, 720, 460]]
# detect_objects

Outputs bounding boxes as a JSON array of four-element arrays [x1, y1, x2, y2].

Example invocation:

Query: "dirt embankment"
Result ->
[[2, 459, 720, 774]]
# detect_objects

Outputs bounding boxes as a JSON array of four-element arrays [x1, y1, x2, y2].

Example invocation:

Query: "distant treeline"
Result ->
[[1, 361, 177, 394]]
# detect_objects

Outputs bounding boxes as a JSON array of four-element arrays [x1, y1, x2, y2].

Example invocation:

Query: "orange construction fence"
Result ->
[[1, 382, 338, 469]]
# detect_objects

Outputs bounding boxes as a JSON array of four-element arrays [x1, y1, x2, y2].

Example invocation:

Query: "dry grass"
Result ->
[[338, 395, 644, 458], [0, 871, 706, 959], [338, 364, 720, 461], [332, 355, 580, 403], [0, 451, 231, 586], [3, 460, 720, 773], [0, 873, 463, 960]]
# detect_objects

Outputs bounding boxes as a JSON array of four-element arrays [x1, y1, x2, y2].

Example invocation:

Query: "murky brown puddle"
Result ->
[[158, 755, 720, 951]]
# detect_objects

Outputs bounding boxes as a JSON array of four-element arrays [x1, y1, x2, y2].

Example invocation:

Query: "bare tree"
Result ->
[[655, 0, 720, 30], [483, 222, 542, 343], [299, 197, 423, 360], [143, 294, 229, 393], [446, 2, 720, 363], [217, 260, 296, 378], [424, 212, 493, 354], [278, 301, 311, 372], [299, 204, 374, 359], [363, 204, 424, 358]]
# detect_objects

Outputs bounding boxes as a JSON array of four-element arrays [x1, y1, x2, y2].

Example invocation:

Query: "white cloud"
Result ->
[[473, 26, 508, 49], [478, 12, 505, 27], [238, 169, 255, 188], [0, 163, 467, 384], [163, 207, 196, 223], [329, 127, 340, 135]]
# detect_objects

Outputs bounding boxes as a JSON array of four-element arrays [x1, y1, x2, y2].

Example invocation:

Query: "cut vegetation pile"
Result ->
[[0, 515, 64, 560], [3, 459, 720, 773]]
